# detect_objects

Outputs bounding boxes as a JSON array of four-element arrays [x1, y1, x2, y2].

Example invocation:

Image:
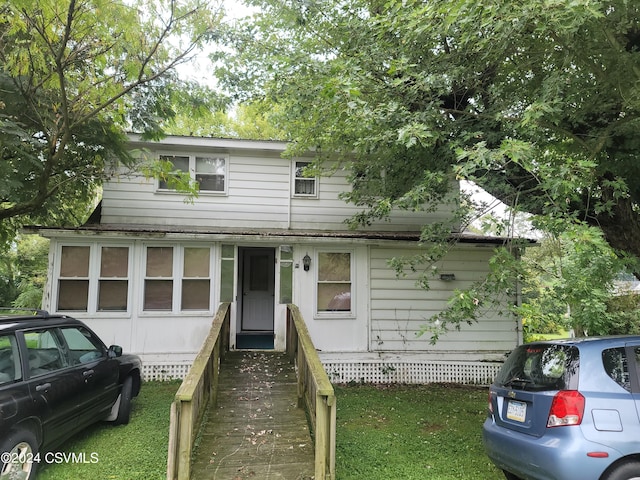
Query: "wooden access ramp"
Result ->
[[189, 351, 315, 479], [167, 304, 336, 480]]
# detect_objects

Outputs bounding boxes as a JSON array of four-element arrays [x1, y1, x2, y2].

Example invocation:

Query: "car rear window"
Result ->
[[495, 344, 579, 391], [602, 347, 630, 392]]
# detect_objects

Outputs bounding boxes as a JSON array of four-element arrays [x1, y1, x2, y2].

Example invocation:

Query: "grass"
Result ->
[[37, 380, 180, 480], [334, 384, 501, 480], [34, 381, 500, 480]]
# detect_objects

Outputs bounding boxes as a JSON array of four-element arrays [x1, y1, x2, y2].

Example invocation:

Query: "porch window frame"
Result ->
[[292, 160, 318, 198], [142, 244, 215, 314], [54, 242, 132, 316], [314, 248, 355, 319], [157, 151, 229, 195]]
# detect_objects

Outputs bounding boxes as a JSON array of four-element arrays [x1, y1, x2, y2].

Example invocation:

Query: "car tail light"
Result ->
[[547, 390, 585, 427], [488, 390, 493, 414]]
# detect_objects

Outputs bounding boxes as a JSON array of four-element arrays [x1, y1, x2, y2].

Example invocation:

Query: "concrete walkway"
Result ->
[[190, 351, 315, 480]]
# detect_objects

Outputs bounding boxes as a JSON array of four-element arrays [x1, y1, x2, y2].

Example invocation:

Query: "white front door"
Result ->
[[240, 247, 275, 331]]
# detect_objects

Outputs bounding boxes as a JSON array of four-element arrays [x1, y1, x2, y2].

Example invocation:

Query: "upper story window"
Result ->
[[159, 154, 228, 194], [293, 161, 317, 197]]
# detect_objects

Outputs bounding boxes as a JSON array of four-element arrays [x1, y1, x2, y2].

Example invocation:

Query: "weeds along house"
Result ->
[[34, 134, 521, 383]]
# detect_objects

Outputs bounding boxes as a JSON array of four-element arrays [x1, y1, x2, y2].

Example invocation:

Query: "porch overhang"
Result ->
[[24, 223, 535, 247]]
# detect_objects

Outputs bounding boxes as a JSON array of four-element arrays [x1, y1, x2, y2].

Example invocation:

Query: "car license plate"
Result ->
[[507, 400, 527, 422]]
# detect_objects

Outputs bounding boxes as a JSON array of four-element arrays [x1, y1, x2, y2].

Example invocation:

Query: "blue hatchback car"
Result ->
[[483, 336, 640, 480]]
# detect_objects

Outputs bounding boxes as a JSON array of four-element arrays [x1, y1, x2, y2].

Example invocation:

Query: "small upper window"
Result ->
[[293, 161, 317, 197], [158, 154, 228, 194], [195, 157, 226, 192], [158, 155, 189, 190]]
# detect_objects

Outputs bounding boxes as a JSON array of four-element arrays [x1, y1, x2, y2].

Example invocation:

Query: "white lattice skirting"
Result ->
[[141, 359, 501, 385], [142, 362, 192, 381], [323, 361, 501, 385]]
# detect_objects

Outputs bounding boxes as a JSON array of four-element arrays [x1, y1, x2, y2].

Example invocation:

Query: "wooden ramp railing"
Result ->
[[166, 302, 230, 480], [166, 302, 336, 480], [286, 304, 337, 480]]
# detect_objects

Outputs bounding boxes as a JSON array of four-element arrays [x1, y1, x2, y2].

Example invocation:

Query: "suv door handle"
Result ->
[[82, 370, 94, 378], [35, 383, 51, 392]]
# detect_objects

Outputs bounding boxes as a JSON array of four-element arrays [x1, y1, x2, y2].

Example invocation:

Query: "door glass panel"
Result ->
[[0, 335, 20, 383], [250, 256, 269, 291], [60, 327, 104, 365], [25, 329, 66, 377]]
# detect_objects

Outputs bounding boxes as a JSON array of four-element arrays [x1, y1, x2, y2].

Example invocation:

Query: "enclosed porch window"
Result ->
[[317, 251, 352, 313], [143, 245, 212, 312]]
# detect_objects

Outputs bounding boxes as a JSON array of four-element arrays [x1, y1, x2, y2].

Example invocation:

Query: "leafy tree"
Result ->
[[216, 0, 640, 336], [0, 235, 49, 309], [168, 101, 287, 139], [518, 226, 635, 340], [0, 0, 224, 248]]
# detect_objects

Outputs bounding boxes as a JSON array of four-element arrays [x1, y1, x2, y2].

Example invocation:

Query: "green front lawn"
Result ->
[[334, 384, 500, 479], [37, 381, 499, 479]]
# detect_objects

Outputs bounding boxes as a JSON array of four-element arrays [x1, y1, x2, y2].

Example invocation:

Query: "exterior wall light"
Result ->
[[303, 253, 311, 271], [439, 273, 456, 281]]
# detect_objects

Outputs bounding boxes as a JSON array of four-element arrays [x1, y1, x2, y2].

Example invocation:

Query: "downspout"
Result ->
[[287, 161, 292, 229]]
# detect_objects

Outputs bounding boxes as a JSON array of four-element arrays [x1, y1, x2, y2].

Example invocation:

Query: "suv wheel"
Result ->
[[603, 461, 640, 480], [0, 429, 38, 480]]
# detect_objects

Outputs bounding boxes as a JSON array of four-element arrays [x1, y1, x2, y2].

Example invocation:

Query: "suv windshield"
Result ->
[[495, 344, 580, 391]]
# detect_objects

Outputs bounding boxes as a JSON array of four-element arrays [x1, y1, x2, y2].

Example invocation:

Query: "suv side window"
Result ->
[[602, 348, 630, 392], [60, 327, 104, 365], [0, 334, 21, 384], [25, 329, 66, 377]]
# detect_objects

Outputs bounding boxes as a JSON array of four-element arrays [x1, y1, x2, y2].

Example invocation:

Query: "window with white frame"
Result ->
[[58, 245, 90, 311], [158, 154, 227, 194], [293, 161, 317, 197], [144, 246, 174, 311], [316, 251, 352, 313], [143, 246, 212, 312], [98, 246, 129, 311], [57, 245, 130, 313], [182, 247, 211, 310]]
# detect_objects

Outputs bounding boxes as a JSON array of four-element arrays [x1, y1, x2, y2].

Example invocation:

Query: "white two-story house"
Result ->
[[33, 134, 522, 383]]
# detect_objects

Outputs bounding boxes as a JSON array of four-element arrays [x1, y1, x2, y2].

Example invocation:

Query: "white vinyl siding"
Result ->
[[100, 136, 459, 232], [369, 246, 518, 353]]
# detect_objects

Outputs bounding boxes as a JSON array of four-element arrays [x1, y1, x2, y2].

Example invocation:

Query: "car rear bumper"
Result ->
[[482, 417, 618, 480]]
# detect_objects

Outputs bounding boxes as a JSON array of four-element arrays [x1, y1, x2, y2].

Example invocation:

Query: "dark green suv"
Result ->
[[0, 310, 141, 479]]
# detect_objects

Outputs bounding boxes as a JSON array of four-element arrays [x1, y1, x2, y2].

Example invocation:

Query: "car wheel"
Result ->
[[603, 461, 640, 480], [113, 376, 133, 425], [503, 471, 523, 480], [0, 429, 38, 480]]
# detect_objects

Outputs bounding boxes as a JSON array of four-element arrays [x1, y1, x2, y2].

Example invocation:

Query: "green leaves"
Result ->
[[0, 0, 223, 245], [216, 0, 640, 339]]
